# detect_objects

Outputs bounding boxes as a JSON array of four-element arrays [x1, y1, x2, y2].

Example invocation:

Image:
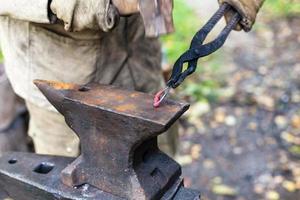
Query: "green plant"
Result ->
[[160, 0, 201, 64], [0, 51, 3, 63], [263, 0, 300, 17], [161, 0, 224, 103], [182, 80, 220, 102]]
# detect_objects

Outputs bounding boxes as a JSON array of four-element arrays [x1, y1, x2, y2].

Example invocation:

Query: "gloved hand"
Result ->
[[219, 0, 265, 31], [50, 0, 119, 32], [112, 0, 139, 15]]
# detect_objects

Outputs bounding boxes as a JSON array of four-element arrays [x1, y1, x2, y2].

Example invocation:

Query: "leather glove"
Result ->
[[219, 0, 265, 31], [50, 0, 119, 32]]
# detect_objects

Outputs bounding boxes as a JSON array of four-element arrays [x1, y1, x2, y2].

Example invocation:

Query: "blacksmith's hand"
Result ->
[[219, 0, 265, 31], [50, 0, 119, 32], [112, 0, 139, 15]]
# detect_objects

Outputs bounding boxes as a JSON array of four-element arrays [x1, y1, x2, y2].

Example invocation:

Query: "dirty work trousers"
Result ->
[[0, 64, 28, 154]]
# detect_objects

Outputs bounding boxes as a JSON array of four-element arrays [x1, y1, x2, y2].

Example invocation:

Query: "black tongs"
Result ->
[[154, 3, 241, 107]]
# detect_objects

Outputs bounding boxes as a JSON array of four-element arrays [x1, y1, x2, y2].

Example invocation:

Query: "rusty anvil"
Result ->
[[138, 0, 174, 37], [0, 80, 200, 200]]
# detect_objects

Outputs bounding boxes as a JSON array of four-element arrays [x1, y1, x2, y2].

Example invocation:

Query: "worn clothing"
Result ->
[[0, 0, 118, 30], [219, 0, 265, 31], [0, 64, 25, 130], [26, 102, 80, 157], [0, 0, 49, 24], [0, 64, 28, 154], [0, 114, 29, 155]]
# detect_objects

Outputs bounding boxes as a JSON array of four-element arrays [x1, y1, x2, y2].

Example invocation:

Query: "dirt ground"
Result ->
[[178, 13, 300, 200]]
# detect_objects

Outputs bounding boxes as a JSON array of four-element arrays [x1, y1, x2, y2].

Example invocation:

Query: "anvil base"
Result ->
[[0, 152, 200, 200]]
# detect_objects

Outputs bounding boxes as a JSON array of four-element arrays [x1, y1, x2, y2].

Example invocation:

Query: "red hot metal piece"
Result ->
[[153, 87, 171, 108]]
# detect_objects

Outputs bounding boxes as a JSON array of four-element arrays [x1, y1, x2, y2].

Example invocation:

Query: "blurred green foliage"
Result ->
[[0, 51, 3, 63], [160, 0, 201, 65], [161, 0, 300, 103], [263, 0, 300, 17], [182, 80, 220, 102], [289, 145, 300, 156], [161, 0, 224, 102]]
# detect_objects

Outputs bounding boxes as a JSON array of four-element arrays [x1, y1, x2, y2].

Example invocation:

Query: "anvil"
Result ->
[[0, 80, 200, 200]]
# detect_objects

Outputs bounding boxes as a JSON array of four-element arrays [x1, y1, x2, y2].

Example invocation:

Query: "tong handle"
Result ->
[[154, 4, 242, 108], [167, 3, 241, 89]]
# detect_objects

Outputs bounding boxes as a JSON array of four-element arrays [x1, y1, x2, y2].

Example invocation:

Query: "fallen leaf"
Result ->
[[292, 166, 300, 176], [291, 115, 300, 129], [291, 92, 300, 103], [190, 144, 202, 160], [233, 147, 243, 155], [258, 65, 268, 75], [188, 102, 210, 121], [214, 109, 226, 123], [225, 115, 237, 126], [282, 180, 297, 192], [211, 184, 237, 196], [254, 184, 264, 194], [203, 159, 215, 169], [275, 115, 288, 128], [289, 145, 300, 155], [266, 190, 280, 200], [248, 122, 257, 130], [212, 176, 222, 184], [281, 132, 295, 143], [256, 95, 275, 110], [296, 177, 300, 190]]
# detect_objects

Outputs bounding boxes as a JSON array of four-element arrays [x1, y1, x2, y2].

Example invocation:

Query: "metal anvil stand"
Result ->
[[0, 80, 200, 200]]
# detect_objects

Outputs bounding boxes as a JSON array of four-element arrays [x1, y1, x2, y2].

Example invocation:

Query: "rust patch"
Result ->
[[34, 79, 76, 90], [115, 104, 137, 112]]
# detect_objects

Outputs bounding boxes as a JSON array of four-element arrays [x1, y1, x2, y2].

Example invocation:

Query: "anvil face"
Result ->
[[34, 80, 188, 130]]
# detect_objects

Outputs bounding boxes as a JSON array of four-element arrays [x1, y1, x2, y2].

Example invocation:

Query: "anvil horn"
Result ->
[[34, 79, 77, 114]]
